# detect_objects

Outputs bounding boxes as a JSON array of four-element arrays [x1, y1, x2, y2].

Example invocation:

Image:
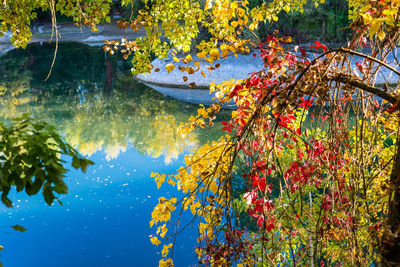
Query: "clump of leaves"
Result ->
[[11, 225, 26, 232], [0, 114, 93, 207]]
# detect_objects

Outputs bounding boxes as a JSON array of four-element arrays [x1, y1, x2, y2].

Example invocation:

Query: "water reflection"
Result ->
[[0, 42, 229, 266], [0, 42, 202, 163]]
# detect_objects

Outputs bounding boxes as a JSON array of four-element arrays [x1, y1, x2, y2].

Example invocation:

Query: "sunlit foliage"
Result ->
[[135, 0, 400, 266], [0, 0, 112, 48], [3, 0, 400, 265]]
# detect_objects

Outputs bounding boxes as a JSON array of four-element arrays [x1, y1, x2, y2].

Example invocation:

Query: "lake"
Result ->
[[0, 42, 224, 266]]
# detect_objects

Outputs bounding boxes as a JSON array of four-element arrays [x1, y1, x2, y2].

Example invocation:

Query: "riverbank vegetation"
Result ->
[[129, 1, 400, 266]]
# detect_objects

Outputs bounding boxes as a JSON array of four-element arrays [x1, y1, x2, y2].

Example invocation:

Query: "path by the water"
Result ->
[[0, 21, 145, 55], [134, 53, 265, 105], [136, 50, 400, 105]]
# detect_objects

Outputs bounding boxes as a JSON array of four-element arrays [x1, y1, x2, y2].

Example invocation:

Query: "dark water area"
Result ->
[[0, 42, 224, 266]]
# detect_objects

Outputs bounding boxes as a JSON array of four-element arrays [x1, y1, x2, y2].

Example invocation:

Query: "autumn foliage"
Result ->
[[3, 0, 400, 266], [144, 0, 400, 266]]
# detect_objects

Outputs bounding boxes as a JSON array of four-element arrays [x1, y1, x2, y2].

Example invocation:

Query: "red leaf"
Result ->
[[299, 47, 307, 57], [386, 102, 398, 113], [374, 98, 380, 108], [355, 62, 365, 74], [256, 160, 267, 169], [266, 222, 275, 232], [229, 84, 242, 98], [283, 131, 289, 138], [310, 41, 327, 52]]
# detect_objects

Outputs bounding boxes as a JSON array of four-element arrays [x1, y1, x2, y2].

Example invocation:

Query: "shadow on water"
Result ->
[[0, 42, 227, 266]]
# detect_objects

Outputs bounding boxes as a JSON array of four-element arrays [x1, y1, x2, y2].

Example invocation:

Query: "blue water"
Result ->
[[0, 149, 197, 266], [0, 42, 210, 266]]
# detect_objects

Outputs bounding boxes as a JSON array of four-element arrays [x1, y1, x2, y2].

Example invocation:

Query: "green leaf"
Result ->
[[25, 178, 44, 196], [42, 185, 54, 206], [1, 190, 12, 208], [72, 157, 80, 169], [53, 182, 68, 194], [11, 225, 27, 232], [80, 159, 94, 173]]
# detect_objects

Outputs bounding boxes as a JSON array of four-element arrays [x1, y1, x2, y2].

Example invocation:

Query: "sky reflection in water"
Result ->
[[0, 42, 215, 266]]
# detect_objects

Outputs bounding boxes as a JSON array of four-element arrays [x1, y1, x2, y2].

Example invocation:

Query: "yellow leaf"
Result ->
[[155, 174, 166, 189], [249, 21, 258, 30], [161, 243, 173, 257], [205, 0, 212, 10], [361, 13, 372, 25], [167, 178, 176, 187], [209, 181, 218, 194], [283, 5, 290, 13], [185, 54, 193, 62], [237, 8, 245, 17], [244, 15, 248, 24], [201, 70, 206, 78], [165, 63, 175, 73], [231, 21, 238, 28], [377, 30, 386, 41], [159, 258, 173, 267], [370, 20, 382, 38], [150, 236, 161, 246], [187, 67, 195, 74], [209, 48, 220, 59], [190, 201, 201, 215], [197, 51, 207, 59]]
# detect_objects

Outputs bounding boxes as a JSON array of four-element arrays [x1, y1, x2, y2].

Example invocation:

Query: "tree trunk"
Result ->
[[382, 124, 400, 266]]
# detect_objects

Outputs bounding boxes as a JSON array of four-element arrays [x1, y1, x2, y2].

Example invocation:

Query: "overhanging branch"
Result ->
[[331, 73, 399, 104]]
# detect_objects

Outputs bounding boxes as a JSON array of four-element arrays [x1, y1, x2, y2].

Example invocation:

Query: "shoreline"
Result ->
[[1, 23, 398, 104]]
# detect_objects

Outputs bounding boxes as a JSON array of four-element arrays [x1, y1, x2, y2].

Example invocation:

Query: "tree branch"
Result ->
[[331, 73, 399, 104], [338, 48, 400, 77]]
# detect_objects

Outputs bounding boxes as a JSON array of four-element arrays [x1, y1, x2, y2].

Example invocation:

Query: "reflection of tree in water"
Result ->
[[0, 48, 34, 110], [0, 43, 201, 162], [60, 83, 199, 162]]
